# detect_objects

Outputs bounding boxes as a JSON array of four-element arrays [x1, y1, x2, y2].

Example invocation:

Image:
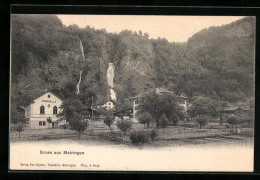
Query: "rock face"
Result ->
[[10, 15, 255, 111]]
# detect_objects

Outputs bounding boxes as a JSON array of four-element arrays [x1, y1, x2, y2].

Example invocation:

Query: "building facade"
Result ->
[[113, 107, 133, 121], [131, 88, 188, 121], [24, 92, 66, 129], [92, 101, 115, 110], [221, 105, 253, 120]]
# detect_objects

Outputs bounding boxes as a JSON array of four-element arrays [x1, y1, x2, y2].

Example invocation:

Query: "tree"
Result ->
[[58, 98, 90, 139], [11, 107, 27, 125], [15, 124, 24, 138], [46, 116, 53, 128], [159, 114, 169, 134], [215, 101, 228, 125], [144, 32, 149, 38], [195, 115, 209, 129], [138, 112, 153, 128], [188, 96, 217, 118], [169, 111, 183, 125], [227, 116, 239, 129], [117, 120, 132, 136], [139, 92, 183, 128], [104, 116, 114, 132], [69, 114, 89, 139]]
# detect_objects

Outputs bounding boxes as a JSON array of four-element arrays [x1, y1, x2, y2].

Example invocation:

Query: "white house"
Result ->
[[103, 101, 115, 109], [92, 101, 115, 110], [24, 92, 66, 129]]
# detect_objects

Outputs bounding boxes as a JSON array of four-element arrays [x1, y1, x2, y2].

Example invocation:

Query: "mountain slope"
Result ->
[[10, 15, 255, 116]]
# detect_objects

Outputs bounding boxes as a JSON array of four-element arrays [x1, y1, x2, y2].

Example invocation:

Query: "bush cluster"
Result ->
[[129, 129, 159, 145], [150, 129, 158, 141], [129, 131, 149, 144]]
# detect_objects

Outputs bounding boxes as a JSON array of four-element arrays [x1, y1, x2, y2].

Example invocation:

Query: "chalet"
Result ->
[[24, 92, 66, 129], [130, 87, 188, 121], [113, 107, 133, 121], [221, 105, 253, 118]]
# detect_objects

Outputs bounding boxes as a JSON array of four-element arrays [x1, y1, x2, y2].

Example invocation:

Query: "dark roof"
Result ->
[[115, 102, 132, 111], [239, 106, 251, 111], [114, 107, 133, 114], [222, 106, 239, 111], [222, 106, 251, 112]]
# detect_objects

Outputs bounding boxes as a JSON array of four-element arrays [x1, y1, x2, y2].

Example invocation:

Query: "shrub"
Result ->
[[15, 124, 24, 138], [169, 113, 181, 125], [104, 115, 114, 132], [227, 116, 239, 129], [60, 124, 68, 130], [150, 129, 158, 141], [130, 131, 149, 144], [42, 135, 51, 140], [117, 120, 133, 136]]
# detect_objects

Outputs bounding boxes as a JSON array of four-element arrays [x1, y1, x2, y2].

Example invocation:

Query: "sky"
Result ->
[[57, 15, 245, 42]]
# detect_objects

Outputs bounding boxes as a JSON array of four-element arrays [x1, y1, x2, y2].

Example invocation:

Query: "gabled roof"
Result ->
[[239, 106, 251, 111], [155, 87, 174, 94], [222, 106, 239, 111], [26, 91, 63, 108], [35, 91, 62, 102], [222, 105, 251, 112]]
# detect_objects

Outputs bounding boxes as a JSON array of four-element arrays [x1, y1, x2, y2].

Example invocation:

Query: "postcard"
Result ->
[[9, 14, 255, 172]]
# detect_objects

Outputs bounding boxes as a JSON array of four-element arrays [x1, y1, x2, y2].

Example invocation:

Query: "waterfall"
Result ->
[[110, 89, 117, 101], [79, 39, 85, 62], [107, 63, 115, 88], [76, 39, 85, 95], [107, 63, 117, 101], [76, 70, 82, 95]]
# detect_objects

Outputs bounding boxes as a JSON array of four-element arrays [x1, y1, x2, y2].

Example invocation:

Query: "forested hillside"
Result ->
[[10, 15, 255, 117]]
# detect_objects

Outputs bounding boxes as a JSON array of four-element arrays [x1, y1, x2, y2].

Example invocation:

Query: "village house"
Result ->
[[24, 92, 66, 129], [113, 107, 133, 121], [221, 105, 253, 119], [92, 100, 115, 110], [130, 87, 188, 121]]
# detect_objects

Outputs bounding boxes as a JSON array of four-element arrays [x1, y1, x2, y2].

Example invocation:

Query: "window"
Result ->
[[48, 94, 51, 98], [40, 106, 45, 114], [53, 106, 57, 114], [135, 100, 139, 105], [43, 121, 46, 126], [108, 103, 111, 105], [39, 121, 42, 126]]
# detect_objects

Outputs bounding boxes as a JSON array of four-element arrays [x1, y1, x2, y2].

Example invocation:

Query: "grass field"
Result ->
[[10, 120, 254, 147]]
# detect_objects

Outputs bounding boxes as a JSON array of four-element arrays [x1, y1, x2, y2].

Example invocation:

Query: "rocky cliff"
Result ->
[[10, 15, 255, 112]]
